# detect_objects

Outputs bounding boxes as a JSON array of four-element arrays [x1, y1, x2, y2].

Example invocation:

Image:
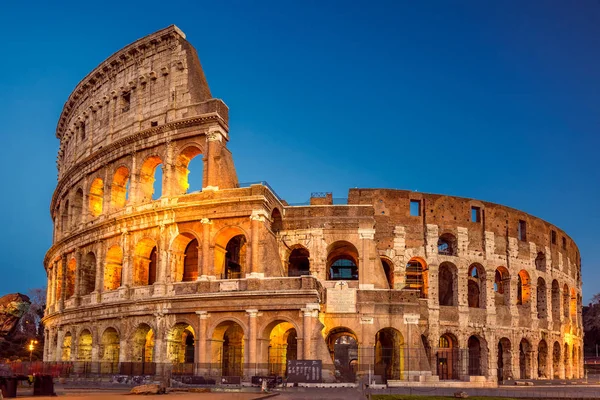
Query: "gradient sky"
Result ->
[[0, 1, 598, 303]]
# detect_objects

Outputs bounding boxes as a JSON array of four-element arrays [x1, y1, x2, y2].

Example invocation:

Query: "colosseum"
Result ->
[[42, 25, 583, 385]]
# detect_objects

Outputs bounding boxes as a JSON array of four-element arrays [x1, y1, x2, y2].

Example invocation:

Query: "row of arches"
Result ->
[[57, 145, 205, 237]]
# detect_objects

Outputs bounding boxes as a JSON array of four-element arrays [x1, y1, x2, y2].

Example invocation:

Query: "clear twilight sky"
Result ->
[[0, 1, 598, 303]]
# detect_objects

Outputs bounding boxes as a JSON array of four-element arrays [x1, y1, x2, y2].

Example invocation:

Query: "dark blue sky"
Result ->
[[0, 1, 598, 302]]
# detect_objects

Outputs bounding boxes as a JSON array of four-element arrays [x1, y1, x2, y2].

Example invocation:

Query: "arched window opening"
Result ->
[[175, 146, 203, 194], [111, 166, 130, 209], [271, 208, 283, 233], [438, 233, 457, 256], [225, 235, 246, 279], [517, 270, 531, 305], [405, 259, 427, 298], [381, 258, 394, 288], [537, 340, 548, 379], [438, 262, 457, 306], [89, 178, 104, 217], [77, 330, 93, 361], [66, 258, 77, 299], [61, 200, 69, 234], [494, 267, 510, 306], [327, 241, 359, 281], [72, 189, 84, 227], [104, 245, 123, 291], [61, 333, 72, 361], [139, 156, 163, 202], [562, 284, 570, 319], [551, 280, 560, 321], [133, 239, 158, 286], [467, 264, 485, 308], [182, 239, 199, 282], [537, 278, 547, 319], [437, 333, 459, 380], [288, 247, 310, 277], [535, 252, 546, 272], [80, 252, 96, 295]]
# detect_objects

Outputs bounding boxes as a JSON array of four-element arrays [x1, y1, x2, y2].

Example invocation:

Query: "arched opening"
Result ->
[[381, 258, 394, 288], [225, 235, 247, 279], [562, 284, 570, 319], [326, 327, 358, 383], [497, 337, 512, 381], [467, 263, 485, 308], [405, 258, 428, 298], [89, 178, 104, 217], [327, 241, 359, 280], [438, 262, 457, 306], [267, 322, 297, 377], [437, 333, 459, 380], [73, 189, 83, 226], [564, 343, 570, 379], [170, 233, 199, 282], [494, 267, 510, 306], [66, 258, 77, 299], [537, 278, 547, 319], [288, 247, 310, 277], [139, 156, 163, 202], [61, 332, 72, 361], [131, 324, 155, 375], [133, 238, 158, 286], [104, 245, 123, 291], [517, 270, 531, 305], [551, 280, 560, 321], [111, 166, 130, 209], [167, 323, 196, 375], [552, 341, 561, 379], [570, 288, 577, 322], [519, 338, 532, 379], [100, 328, 120, 374], [61, 199, 69, 234], [80, 252, 96, 295], [438, 233, 457, 256], [211, 321, 244, 377], [271, 208, 283, 233], [77, 329, 93, 361], [468, 336, 484, 376], [375, 328, 404, 382], [537, 339, 548, 379], [183, 239, 199, 282], [535, 252, 546, 272], [174, 146, 203, 194]]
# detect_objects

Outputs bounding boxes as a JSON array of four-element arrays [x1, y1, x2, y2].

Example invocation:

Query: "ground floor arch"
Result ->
[[537, 339, 548, 379], [326, 327, 358, 382], [100, 328, 120, 374], [437, 333, 459, 380], [497, 337, 512, 381], [264, 321, 297, 376], [130, 324, 155, 375], [61, 332, 72, 361], [211, 321, 244, 377], [553, 341, 561, 379], [375, 328, 404, 382], [519, 338, 532, 379]]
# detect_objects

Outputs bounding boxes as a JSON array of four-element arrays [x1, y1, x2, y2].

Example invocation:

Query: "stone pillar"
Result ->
[[249, 211, 266, 277], [302, 306, 319, 359], [153, 225, 168, 296], [247, 309, 259, 377], [204, 130, 223, 190], [73, 249, 82, 305], [50, 262, 57, 308], [93, 242, 105, 303], [127, 152, 139, 204], [358, 228, 376, 288], [45, 268, 52, 312], [195, 311, 209, 375], [121, 231, 132, 287], [162, 141, 174, 197], [200, 218, 211, 278]]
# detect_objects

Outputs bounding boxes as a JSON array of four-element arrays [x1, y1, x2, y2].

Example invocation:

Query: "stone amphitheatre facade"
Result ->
[[42, 26, 583, 384]]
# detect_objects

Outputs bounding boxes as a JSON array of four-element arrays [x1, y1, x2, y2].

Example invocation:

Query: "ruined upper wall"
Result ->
[[55, 25, 228, 178], [347, 188, 580, 272]]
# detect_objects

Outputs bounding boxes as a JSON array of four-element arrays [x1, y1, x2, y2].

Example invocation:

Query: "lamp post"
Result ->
[[28, 339, 38, 362]]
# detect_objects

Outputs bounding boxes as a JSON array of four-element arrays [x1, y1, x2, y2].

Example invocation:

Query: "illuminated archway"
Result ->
[[327, 241, 359, 280], [139, 155, 163, 202], [174, 146, 203, 194], [110, 166, 130, 209], [89, 177, 104, 217], [405, 258, 428, 298], [104, 245, 123, 291], [66, 258, 77, 299], [167, 323, 196, 375], [211, 321, 244, 377], [133, 238, 158, 286], [61, 332, 72, 361], [171, 233, 199, 282], [265, 321, 297, 376], [100, 328, 120, 373], [131, 323, 155, 375], [77, 329, 93, 361]]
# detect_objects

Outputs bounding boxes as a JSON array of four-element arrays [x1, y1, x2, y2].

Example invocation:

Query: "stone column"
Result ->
[[50, 262, 57, 308], [93, 241, 105, 303], [121, 231, 132, 287], [153, 224, 168, 296], [200, 219, 211, 278], [73, 249, 82, 306], [302, 306, 319, 359], [247, 309, 258, 377], [195, 311, 209, 375], [358, 228, 375, 288], [204, 130, 223, 190], [249, 211, 266, 277], [127, 151, 139, 204], [45, 268, 52, 312]]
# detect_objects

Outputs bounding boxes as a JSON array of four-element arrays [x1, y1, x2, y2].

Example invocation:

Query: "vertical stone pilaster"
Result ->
[[249, 211, 267, 277], [358, 228, 375, 288], [73, 249, 82, 305], [59, 254, 67, 311], [196, 311, 209, 375], [204, 129, 224, 190], [246, 309, 258, 376], [200, 219, 211, 278]]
